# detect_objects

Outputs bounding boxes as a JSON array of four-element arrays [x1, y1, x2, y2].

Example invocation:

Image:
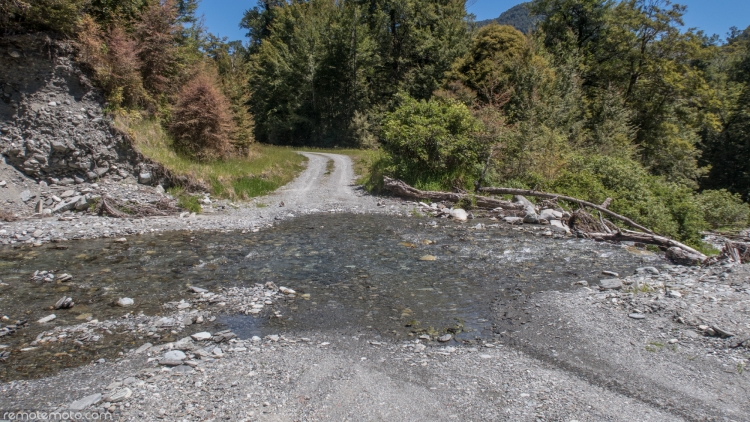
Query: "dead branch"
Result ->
[[96, 196, 179, 219], [479, 186, 653, 234], [384, 177, 524, 211], [583, 229, 706, 261]]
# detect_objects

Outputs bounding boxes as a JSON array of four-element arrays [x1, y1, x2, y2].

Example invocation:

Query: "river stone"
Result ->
[[135, 342, 153, 354], [504, 216, 523, 225], [161, 350, 186, 366], [191, 332, 212, 341], [629, 313, 646, 320], [20, 190, 32, 202], [279, 287, 296, 295], [190, 286, 208, 293], [438, 334, 452, 342], [600, 278, 623, 290], [523, 212, 539, 224], [636, 266, 660, 275], [419, 255, 436, 261], [116, 297, 134, 307], [665, 247, 704, 266], [106, 387, 132, 403], [539, 209, 563, 221], [450, 208, 468, 221], [37, 314, 56, 323], [69, 393, 102, 411]]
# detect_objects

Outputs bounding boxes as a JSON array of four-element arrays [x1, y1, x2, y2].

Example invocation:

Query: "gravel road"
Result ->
[[1, 153, 749, 421], [0, 152, 401, 246]]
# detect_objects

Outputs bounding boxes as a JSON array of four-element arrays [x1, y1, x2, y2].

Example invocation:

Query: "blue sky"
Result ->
[[196, 0, 750, 43]]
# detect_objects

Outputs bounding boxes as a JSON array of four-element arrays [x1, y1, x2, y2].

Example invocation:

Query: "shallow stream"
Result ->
[[0, 214, 660, 380]]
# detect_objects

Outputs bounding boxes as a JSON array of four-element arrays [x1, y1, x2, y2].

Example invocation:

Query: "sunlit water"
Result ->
[[0, 214, 659, 380]]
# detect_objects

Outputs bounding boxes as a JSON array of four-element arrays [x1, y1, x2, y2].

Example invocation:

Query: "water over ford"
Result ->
[[0, 214, 659, 380]]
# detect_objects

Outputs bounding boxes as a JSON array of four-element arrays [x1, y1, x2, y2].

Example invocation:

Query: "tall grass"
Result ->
[[117, 116, 307, 200]]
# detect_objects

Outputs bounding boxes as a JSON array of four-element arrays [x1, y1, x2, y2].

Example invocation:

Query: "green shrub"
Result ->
[[382, 95, 484, 190], [550, 154, 706, 246], [696, 189, 750, 230]]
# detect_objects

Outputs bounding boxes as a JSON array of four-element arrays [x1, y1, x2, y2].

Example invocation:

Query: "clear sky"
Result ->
[[196, 0, 750, 43]]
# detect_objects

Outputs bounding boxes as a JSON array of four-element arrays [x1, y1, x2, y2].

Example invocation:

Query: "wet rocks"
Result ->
[[438, 334, 452, 342], [116, 297, 134, 307], [54, 296, 74, 309], [37, 314, 56, 323]]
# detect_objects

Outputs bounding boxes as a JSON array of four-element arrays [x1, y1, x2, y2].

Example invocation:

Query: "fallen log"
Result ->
[[584, 230, 707, 262], [479, 186, 653, 234], [384, 177, 524, 211]]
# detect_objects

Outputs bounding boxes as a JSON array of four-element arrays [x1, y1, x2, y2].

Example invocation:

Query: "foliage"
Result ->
[[169, 70, 235, 160], [77, 16, 149, 109], [695, 189, 750, 230], [550, 155, 706, 246], [205, 36, 255, 154], [381, 95, 483, 189], [134, 0, 180, 101], [1, 0, 88, 34], [245, 0, 469, 146], [700, 26, 750, 201]]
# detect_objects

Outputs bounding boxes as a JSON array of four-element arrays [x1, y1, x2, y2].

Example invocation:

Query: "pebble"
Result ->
[[628, 313, 646, 320], [438, 334, 452, 342], [602, 271, 619, 277], [419, 255, 437, 261]]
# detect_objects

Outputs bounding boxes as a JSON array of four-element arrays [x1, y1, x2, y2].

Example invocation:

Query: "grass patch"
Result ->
[[324, 159, 335, 175], [168, 187, 202, 213], [117, 116, 307, 200]]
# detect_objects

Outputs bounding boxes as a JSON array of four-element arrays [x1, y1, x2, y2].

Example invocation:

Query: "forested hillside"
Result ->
[[1, 0, 749, 248], [475, 2, 538, 33]]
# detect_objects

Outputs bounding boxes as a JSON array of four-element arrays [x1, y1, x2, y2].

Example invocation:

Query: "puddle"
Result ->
[[0, 214, 659, 380]]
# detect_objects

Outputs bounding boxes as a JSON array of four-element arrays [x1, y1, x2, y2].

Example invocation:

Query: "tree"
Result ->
[[170, 70, 235, 160], [701, 27, 750, 200], [381, 95, 484, 186], [135, 0, 181, 100]]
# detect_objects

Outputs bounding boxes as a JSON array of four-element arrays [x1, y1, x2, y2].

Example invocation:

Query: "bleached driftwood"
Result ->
[[384, 177, 523, 211], [479, 186, 653, 234]]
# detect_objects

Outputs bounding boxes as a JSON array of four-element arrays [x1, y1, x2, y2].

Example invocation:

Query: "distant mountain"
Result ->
[[475, 2, 539, 34]]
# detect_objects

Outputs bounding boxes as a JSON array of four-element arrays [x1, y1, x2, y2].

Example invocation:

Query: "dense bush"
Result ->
[[548, 155, 706, 246], [381, 95, 484, 189], [696, 189, 750, 230], [169, 71, 235, 160]]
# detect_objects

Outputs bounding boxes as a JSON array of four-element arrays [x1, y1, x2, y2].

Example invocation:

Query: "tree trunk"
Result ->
[[384, 177, 523, 211], [585, 229, 706, 261]]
